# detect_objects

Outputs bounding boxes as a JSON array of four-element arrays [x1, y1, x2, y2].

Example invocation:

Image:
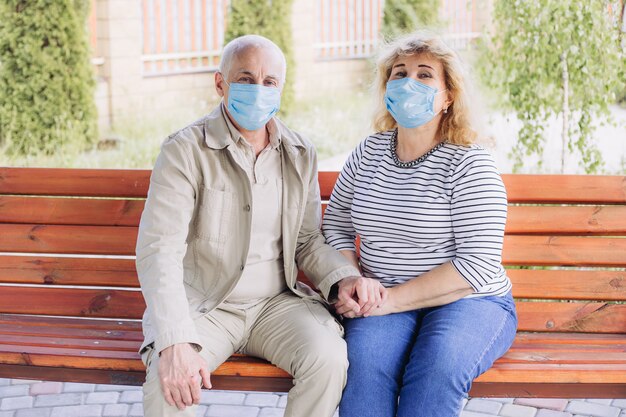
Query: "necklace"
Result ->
[[389, 129, 446, 168]]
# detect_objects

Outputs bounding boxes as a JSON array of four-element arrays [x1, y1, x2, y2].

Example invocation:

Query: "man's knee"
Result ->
[[294, 332, 348, 383]]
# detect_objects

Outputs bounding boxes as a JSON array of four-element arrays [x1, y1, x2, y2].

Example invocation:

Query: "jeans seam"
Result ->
[[462, 310, 513, 400]]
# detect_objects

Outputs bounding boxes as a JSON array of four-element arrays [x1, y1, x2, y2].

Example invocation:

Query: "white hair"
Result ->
[[219, 35, 287, 83]]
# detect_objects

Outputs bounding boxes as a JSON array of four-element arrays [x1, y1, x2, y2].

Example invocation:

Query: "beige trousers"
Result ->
[[142, 291, 347, 417]]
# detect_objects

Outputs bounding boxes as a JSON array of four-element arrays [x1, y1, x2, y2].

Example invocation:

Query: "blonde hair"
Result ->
[[373, 31, 477, 145]]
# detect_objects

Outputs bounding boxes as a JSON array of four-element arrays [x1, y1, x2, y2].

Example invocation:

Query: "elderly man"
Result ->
[[136, 34, 385, 417]]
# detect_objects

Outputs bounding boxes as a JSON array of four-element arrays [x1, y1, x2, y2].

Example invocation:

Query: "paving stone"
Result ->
[[33, 393, 82, 408], [206, 404, 259, 417], [460, 411, 496, 417], [29, 383, 62, 396], [0, 386, 30, 399], [500, 403, 538, 417], [566, 401, 621, 417], [245, 394, 279, 407], [536, 410, 573, 417], [515, 399, 569, 411], [277, 395, 287, 408], [200, 391, 246, 405], [62, 383, 95, 393], [612, 400, 626, 408], [0, 412, 14, 417], [86, 391, 121, 404], [587, 400, 614, 406], [50, 405, 103, 417], [465, 398, 503, 414], [9, 382, 38, 386], [0, 397, 33, 411], [258, 408, 285, 417], [96, 384, 137, 392], [103, 403, 129, 417], [196, 405, 208, 417], [15, 408, 52, 417], [0, 381, 10, 387], [119, 390, 143, 403], [128, 403, 143, 417]]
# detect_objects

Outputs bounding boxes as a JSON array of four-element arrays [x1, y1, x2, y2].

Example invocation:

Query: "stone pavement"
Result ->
[[0, 378, 624, 417]]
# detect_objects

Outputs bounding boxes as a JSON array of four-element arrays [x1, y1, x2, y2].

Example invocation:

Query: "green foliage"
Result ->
[[382, 0, 440, 39], [479, 0, 625, 173], [0, 0, 97, 156], [225, 0, 295, 113]]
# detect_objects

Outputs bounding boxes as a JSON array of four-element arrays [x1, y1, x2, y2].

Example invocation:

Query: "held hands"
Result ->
[[158, 343, 211, 410], [334, 276, 388, 318]]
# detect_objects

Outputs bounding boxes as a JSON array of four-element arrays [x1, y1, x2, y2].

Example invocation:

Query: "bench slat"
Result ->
[[0, 324, 143, 342], [502, 235, 626, 267], [4, 227, 625, 267], [2, 262, 623, 302], [0, 288, 145, 319], [0, 168, 150, 198], [0, 334, 139, 351], [501, 175, 626, 204], [2, 288, 624, 333], [0, 314, 141, 331], [0, 224, 137, 255], [0, 196, 144, 226], [4, 197, 626, 237], [517, 301, 626, 333], [506, 205, 626, 235], [319, 172, 626, 204], [508, 269, 626, 301], [0, 256, 138, 287]]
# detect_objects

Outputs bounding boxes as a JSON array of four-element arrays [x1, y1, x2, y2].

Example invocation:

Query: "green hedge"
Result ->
[[0, 0, 97, 156], [224, 0, 295, 113], [382, 0, 439, 39]]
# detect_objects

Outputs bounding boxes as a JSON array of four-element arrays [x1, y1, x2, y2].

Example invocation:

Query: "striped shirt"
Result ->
[[322, 130, 512, 298]]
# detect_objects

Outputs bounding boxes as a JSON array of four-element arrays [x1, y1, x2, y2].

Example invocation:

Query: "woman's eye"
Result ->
[[418, 72, 433, 79], [393, 71, 406, 78]]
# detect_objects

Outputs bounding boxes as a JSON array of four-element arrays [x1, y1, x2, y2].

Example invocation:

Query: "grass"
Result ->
[[0, 89, 374, 169]]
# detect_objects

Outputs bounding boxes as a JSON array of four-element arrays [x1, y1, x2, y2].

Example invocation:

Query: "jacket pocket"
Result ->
[[195, 187, 234, 242]]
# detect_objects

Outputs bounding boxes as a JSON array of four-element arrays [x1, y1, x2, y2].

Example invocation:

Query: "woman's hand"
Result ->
[[334, 277, 388, 318], [342, 286, 397, 318]]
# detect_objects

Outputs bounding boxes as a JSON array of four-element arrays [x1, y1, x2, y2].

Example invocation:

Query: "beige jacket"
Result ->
[[136, 106, 359, 354]]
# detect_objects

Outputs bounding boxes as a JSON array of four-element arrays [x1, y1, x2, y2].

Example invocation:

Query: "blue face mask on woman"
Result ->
[[225, 81, 281, 131], [384, 78, 447, 129]]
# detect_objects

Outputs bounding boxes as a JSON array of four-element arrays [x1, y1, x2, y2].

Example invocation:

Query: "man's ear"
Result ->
[[215, 72, 225, 98]]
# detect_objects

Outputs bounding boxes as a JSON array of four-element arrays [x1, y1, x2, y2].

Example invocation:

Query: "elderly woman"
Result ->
[[322, 32, 517, 417]]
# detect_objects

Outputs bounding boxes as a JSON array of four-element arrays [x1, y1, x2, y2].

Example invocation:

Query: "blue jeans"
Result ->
[[339, 292, 517, 417]]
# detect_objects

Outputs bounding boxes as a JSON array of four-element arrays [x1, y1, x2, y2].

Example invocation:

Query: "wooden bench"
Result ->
[[0, 167, 625, 398]]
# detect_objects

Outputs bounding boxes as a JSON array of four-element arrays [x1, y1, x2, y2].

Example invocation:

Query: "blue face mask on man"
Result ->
[[384, 78, 447, 129], [224, 80, 281, 131]]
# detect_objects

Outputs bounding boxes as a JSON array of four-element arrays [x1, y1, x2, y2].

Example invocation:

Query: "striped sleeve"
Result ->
[[322, 139, 365, 251], [449, 149, 508, 292]]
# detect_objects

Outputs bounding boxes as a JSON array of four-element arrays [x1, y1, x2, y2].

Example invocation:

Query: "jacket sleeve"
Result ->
[[135, 136, 203, 354], [294, 146, 360, 301], [449, 149, 509, 292]]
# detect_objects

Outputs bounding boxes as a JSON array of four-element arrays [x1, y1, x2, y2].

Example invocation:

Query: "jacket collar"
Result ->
[[203, 102, 308, 155]]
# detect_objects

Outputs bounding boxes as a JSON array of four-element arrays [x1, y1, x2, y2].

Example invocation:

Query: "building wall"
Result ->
[[92, 0, 378, 133]]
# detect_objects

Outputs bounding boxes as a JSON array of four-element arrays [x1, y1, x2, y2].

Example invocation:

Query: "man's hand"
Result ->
[[158, 343, 211, 410], [334, 276, 387, 318]]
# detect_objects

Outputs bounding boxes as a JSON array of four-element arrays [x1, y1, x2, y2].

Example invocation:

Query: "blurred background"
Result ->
[[0, 0, 624, 174]]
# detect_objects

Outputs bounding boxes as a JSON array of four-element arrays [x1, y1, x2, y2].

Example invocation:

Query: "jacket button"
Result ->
[[240, 265, 245, 271], [199, 308, 208, 314], [244, 204, 251, 211]]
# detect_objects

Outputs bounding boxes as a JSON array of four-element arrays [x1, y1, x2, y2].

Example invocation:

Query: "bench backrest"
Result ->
[[1, 168, 625, 335]]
